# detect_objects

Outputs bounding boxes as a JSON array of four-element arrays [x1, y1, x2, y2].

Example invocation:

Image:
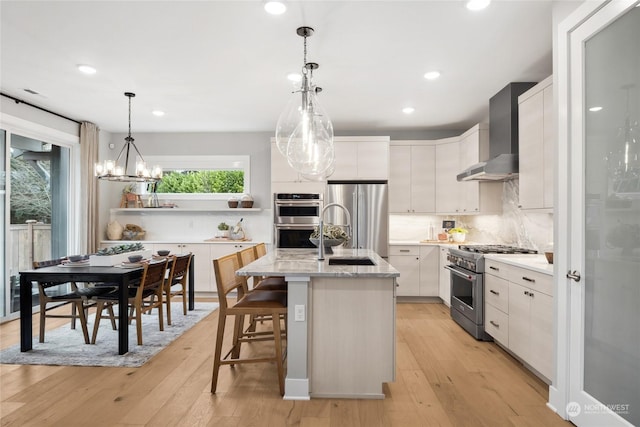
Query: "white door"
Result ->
[[562, 1, 639, 426]]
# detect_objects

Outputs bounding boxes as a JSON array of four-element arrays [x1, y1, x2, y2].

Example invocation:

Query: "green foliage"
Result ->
[[10, 157, 51, 224], [156, 170, 244, 194]]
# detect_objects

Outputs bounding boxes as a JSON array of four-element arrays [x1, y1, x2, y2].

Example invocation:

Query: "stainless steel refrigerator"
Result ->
[[325, 180, 388, 258]]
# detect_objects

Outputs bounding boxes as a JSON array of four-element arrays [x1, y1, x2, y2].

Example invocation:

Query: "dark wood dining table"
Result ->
[[19, 257, 195, 355]]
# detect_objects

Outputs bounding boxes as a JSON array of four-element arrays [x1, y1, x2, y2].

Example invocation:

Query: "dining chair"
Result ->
[[91, 259, 168, 345], [253, 243, 286, 285], [210, 253, 287, 395], [32, 258, 90, 344], [163, 253, 192, 325]]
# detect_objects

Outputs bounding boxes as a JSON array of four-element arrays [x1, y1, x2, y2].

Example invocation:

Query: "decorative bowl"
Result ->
[[68, 255, 85, 263], [309, 238, 347, 254], [128, 254, 144, 263], [156, 250, 170, 256]]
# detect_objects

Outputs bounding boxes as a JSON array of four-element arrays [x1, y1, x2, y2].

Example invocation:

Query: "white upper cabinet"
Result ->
[[518, 76, 554, 210], [389, 144, 435, 213], [331, 137, 390, 180], [435, 140, 460, 213]]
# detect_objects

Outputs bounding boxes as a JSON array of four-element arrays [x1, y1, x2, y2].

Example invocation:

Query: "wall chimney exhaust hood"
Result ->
[[457, 82, 536, 182]]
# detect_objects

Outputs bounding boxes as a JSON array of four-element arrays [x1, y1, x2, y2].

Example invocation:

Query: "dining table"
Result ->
[[19, 257, 195, 355]]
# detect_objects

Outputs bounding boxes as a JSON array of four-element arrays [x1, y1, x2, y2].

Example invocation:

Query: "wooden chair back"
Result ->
[[254, 242, 268, 258], [213, 253, 243, 310], [167, 253, 192, 287], [136, 260, 168, 300], [237, 247, 259, 293]]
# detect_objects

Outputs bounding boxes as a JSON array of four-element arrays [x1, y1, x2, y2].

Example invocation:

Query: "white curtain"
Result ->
[[79, 122, 99, 253]]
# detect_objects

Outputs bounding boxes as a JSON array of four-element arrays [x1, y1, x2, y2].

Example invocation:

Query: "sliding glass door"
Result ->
[[1, 129, 72, 321]]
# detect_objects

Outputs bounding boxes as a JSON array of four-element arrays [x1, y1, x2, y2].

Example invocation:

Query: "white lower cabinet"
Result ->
[[484, 259, 553, 381], [152, 243, 213, 293], [389, 246, 420, 296], [438, 246, 451, 306], [390, 245, 440, 297]]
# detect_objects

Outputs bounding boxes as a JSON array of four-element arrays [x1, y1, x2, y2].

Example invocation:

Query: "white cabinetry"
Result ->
[[389, 244, 439, 297], [270, 140, 326, 194], [518, 76, 554, 210], [435, 125, 501, 214], [419, 246, 439, 296], [438, 246, 451, 306], [484, 258, 553, 381], [389, 245, 420, 296], [331, 137, 390, 180], [152, 243, 213, 293], [435, 141, 460, 213], [389, 144, 436, 213]]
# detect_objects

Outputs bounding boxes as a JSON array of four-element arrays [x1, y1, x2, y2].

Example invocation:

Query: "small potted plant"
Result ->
[[217, 222, 230, 238], [448, 227, 468, 243]]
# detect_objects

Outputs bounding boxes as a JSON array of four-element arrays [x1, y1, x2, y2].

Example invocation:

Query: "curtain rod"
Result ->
[[1, 92, 82, 125]]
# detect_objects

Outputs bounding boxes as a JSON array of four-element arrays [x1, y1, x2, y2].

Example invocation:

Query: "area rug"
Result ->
[[0, 302, 218, 368]]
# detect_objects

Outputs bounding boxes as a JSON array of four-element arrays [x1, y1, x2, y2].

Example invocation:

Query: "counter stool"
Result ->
[[211, 253, 287, 395]]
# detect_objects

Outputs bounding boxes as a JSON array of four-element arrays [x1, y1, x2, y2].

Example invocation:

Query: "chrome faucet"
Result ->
[[318, 203, 352, 261]]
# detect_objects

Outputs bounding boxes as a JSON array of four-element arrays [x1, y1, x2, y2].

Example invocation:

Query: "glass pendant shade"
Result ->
[[280, 80, 334, 175]]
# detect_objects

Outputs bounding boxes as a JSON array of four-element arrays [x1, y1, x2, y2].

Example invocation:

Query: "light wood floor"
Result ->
[[0, 301, 572, 427]]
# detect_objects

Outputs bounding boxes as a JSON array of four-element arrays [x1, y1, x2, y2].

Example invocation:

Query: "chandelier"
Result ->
[[275, 26, 334, 177], [95, 92, 162, 182]]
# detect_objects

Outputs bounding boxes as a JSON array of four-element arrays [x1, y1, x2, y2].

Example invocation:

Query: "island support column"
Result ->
[[284, 275, 311, 400]]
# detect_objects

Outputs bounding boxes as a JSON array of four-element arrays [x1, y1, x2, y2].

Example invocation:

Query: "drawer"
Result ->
[[389, 245, 420, 256], [485, 259, 510, 280], [509, 266, 553, 296], [485, 303, 509, 346], [485, 274, 509, 313]]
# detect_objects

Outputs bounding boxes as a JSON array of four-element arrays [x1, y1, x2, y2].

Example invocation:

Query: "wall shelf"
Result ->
[[110, 208, 263, 213]]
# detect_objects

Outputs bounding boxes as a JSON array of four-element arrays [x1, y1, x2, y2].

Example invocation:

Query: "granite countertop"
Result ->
[[484, 254, 553, 275], [236, 248, 399, 278], [101, 239, 257, 245]]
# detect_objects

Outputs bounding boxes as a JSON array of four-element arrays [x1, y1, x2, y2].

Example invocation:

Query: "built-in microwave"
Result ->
[[274, 224, 317, 249], [273, 193, 322, 225]]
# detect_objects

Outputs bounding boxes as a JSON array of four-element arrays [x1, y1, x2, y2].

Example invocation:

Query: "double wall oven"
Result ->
[[447, 245, 537, 341], [273, 193, 322, 248]]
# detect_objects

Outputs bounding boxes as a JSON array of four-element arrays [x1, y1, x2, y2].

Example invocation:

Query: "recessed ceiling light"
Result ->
[[287, 73, 302, 82], [77, 64, 97, 75], [424, 71, 441, 80], [264, 1, 286, 15], [466, 0, 491, 11], [589, 106, 603, 112], [402, 107, 415, 114], [152, 110, 165, 117]]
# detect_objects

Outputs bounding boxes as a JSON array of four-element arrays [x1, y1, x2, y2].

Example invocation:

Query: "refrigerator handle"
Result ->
[[352, 190, 358, 249]]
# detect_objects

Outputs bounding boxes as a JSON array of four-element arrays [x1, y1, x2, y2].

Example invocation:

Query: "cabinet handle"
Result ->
[[522, 276, 535, 283], [399, 249, 410, 253], [489, 289, 499, 296], [524, 290, 530, 296], [529, 292, 534, 298], [489, 320, 500, 328], [489, 266, 499, 271]]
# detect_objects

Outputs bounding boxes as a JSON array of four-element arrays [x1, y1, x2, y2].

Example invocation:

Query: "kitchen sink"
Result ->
[[328, 256, 375, 266]]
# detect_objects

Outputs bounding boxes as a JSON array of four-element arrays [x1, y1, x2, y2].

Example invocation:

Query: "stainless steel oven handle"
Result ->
[[444, 265, 476, 281]]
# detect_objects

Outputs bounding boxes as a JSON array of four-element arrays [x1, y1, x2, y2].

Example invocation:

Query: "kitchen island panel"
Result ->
[[309, 277, 395, 399]]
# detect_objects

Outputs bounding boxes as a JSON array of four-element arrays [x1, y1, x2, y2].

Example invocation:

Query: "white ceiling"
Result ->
[[1, 1, 558, 134]]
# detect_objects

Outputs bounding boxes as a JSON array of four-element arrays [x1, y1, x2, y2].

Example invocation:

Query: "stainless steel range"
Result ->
[[447, 245, 537, 340]]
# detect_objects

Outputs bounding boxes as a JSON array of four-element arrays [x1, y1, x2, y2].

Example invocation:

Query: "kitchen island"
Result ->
[[236, 248, 399, 400]]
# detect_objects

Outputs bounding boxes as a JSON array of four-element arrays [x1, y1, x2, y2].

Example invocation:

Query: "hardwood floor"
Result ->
[[0, 302, 572, 427]]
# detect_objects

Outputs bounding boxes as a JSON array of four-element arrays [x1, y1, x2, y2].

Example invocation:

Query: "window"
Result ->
[[140, 155, 250, 200]]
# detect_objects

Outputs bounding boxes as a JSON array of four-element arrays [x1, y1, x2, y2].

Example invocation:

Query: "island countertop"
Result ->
[[236, 248, 399, 278]]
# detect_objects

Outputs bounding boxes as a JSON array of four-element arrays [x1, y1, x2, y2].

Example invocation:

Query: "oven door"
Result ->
[[445, 264, 483, 325], [274, 201, 321, 224], [275, 224, 317, 248]]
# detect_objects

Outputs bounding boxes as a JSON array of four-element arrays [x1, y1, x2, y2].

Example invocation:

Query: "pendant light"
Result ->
[[95, 92, 162, 182], [275, 26, 334, 177]]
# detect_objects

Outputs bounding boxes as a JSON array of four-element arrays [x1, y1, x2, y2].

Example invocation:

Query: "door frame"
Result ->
[[551, 1, 638, 425]]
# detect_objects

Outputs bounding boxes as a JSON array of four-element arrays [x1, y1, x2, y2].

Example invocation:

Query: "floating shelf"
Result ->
[[110, 208, 262, 213]]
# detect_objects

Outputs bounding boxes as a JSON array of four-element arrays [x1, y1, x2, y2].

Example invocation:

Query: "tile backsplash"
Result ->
[[390, 180, 554, 251]]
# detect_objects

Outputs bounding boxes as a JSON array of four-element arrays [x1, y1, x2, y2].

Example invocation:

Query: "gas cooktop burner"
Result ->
[[458, 245, 538, 254]]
